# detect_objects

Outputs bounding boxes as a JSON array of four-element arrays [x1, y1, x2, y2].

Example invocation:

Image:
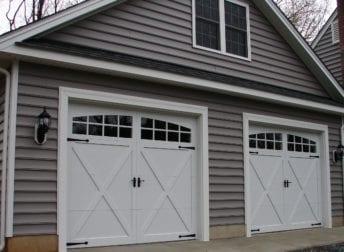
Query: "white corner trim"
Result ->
[[243, 113, 332, 237], [5, 46, 344, 116], [57, 87, 209, 251], [6, 61, 19, 237], [262, 1, 344, 99], [312, 10, 338, 48], [0, 67, 11, 251], [192, 0, 252, 61], [0, 0, 126, 50]]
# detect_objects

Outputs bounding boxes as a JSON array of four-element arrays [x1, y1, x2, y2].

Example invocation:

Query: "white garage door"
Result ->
[[249, 126, 322, 234], [66, 103, 198, 248]]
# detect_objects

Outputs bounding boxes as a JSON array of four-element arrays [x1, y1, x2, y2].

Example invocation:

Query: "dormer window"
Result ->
[[193, 0, 251, 60], [331, 20, 339, 44]]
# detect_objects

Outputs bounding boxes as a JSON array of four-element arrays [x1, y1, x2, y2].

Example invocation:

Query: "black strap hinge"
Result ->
[[250, 151, 259, 155], [67, 241, 88, 246], [310, 155, 320, 158], [251, 229, 260, 232], [67, 138, 89, 142], [179, 234, 196, 238], [311, 222, 322, 226], [179, 146, 195, 150]]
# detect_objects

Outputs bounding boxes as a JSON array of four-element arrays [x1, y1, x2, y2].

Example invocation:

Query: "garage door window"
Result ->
[[287, 134, 316, 153], [72, 115, 133, 138], [249, 132, 282, 150], [141, 117, 191, 143]]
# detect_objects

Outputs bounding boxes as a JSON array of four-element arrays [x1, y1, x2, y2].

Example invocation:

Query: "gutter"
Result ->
[[0, 67, 11, 251]]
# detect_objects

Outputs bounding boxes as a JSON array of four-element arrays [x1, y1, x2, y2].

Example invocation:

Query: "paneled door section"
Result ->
[[249, 127, 322, 234], [66, 103, 197, 248]]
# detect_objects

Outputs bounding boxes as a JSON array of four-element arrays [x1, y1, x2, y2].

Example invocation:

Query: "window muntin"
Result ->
[[196, 0, 220, 50], [72, 114, 133, 138], [194, 0, 250, 59], [249, 133, 283, 150], [141, 117, 192, 143], [287, 134, 316, 153]]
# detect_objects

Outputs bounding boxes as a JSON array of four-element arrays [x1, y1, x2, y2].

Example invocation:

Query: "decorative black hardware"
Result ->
[[311, 223, 322, 226], [67, 241, 88, 246], [179, 234, 196, 238], [284, 180, 292, 188], [131, 177, 136, 188], [310, 155, 320, 158], [179, 146, 195, 150], [250, 151, 259, 154], [138, 177, 145, 188], [67, 138, 89, 142], [286, 180, 292, 187], [251, 229, 260, 232]]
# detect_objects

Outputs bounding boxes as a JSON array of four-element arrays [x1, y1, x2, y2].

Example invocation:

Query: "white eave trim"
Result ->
[[255, 1, 344, 100], [312, 10, 338, 48], [4, 45, 344, 115], [0, 0, 126, 50]]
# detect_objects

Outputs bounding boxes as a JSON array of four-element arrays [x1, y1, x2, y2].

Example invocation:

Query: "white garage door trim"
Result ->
[[57, 87, 209, 252], [243, 113, 332, 238]]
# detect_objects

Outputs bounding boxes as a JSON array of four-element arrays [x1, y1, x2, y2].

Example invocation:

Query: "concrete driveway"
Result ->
[[69, 227, 344, 252]]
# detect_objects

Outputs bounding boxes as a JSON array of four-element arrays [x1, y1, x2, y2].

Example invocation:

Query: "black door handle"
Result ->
[[284, 180, 292, 188], [286, 180, 292, 187], [131, 177, 136, 188], [138, 177, 145, 187]]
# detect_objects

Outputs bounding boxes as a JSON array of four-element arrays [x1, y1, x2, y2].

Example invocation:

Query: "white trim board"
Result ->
[[6, 46, 344, 116], [6, 61, 19, 237], [243, 113, 332, 237], [58, 87, 209, 252]]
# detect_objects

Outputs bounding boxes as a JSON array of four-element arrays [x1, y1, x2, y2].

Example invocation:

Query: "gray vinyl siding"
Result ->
[[0, 79, 5, 238], [13, 62, 343, 235], [314, 17, 343, 86], [42, 0, 330, 98]]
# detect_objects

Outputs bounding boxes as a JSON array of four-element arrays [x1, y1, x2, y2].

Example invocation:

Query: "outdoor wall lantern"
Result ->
[[333, 144, 344, 163], [34, 107, 51, 145]]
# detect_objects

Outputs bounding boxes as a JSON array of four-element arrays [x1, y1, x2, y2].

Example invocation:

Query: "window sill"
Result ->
[[192, 44, 251, 62]]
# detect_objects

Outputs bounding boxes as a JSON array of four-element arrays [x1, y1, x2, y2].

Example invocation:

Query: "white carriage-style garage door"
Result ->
[[66, 103, 198, 249], [248, 126, 322, 234]]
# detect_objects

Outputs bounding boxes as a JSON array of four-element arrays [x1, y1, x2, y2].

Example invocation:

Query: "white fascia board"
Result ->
[[253, 1, 344, 101], [4, 45, 344, 115], [312, 10, 338, 48], [0, 0, 126, 50]]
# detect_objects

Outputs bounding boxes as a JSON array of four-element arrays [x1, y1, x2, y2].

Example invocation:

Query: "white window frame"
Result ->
[[331, 20, 340, 44], [192, 0, 251, 61]]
